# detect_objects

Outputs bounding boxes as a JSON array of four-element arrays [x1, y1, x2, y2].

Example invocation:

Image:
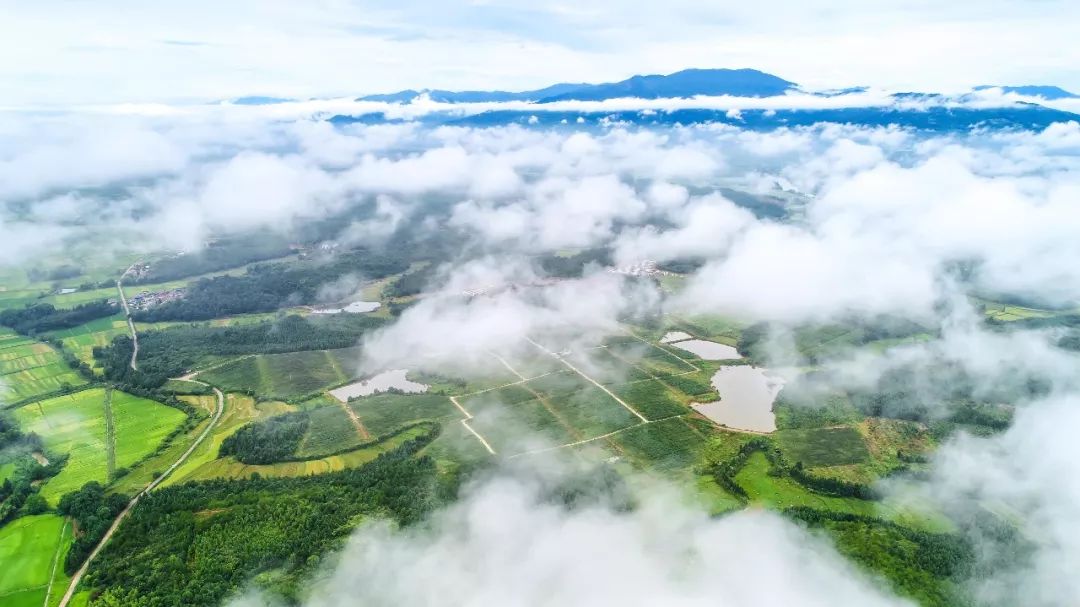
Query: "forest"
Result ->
[[82, 435, 440, 606], [0, 300, 118, 335], [133, 248, 410, 322], [96, 313, 385, 389], [219, 411, 310, 464], [129, 234, 294, 284]]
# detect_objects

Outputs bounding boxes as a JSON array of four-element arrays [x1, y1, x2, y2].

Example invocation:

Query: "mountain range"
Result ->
[[353, 67, 1076, 104], [356, 68, 797, 103]]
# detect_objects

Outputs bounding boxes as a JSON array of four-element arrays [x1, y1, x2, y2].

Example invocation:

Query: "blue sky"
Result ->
[[3, 0, 1080, 105]]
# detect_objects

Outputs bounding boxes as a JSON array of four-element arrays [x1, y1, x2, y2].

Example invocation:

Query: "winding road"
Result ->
[[116, 264, 139, 370], [56, 383, 224, 607]]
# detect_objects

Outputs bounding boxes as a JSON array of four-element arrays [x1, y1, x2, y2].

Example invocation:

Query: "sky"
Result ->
[[4, 0, 1080, 105]]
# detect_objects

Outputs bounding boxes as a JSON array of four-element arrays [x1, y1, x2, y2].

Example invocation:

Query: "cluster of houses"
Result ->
[[607, 260, 669, 277], [112, 288, 186, 311]]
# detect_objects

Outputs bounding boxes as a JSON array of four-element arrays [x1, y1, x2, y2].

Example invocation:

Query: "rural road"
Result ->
[[56, 384, 224, 607], [115, 263, 139, 371]]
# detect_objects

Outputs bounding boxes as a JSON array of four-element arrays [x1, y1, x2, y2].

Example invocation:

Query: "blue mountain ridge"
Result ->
[[358, 68, 795, 103], [331, 68, 1080, 132]]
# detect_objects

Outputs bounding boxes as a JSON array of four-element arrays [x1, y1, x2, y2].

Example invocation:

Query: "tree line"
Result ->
[[0, 300, 117, 335], [132, 248, 410, 322]]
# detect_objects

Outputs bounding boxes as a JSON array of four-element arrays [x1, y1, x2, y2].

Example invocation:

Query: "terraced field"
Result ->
[[200, 347, 363, 400], [12, 388, 186, 503], [0, 330, 87, 404]]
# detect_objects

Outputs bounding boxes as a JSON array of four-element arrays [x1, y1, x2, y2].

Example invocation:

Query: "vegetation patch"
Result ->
[[0, 514, 70, 600], [350, 393, 462, 437], [607, 417, 709, 471], [609, 380, 689, 420], [775, 426, 870, 468]]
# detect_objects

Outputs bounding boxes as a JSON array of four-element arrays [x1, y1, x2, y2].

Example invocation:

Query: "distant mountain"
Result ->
[[359, 83, 589, 104], [536, 68, 796, 102], [973, 85, 1078, 100], [231, 96, 294, 105], [359, 68, 796, 104]]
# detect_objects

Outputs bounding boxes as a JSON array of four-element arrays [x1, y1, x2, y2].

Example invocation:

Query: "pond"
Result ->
[[668, 339, 741, 360], [692, 366, 784, 432], [311, 301, 381, 314], [329, 369, 428, 401]]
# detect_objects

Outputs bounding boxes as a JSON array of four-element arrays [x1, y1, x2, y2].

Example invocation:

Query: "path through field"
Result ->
[[56, 382, 225, 607]]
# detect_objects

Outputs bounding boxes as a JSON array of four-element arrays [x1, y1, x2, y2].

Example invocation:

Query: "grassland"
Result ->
[[775, 426, 870, 468], [0, 330, 87, 404], [200, 347, 362, 400], [12, 388, 186, 503], [0, 514, 70, 606]]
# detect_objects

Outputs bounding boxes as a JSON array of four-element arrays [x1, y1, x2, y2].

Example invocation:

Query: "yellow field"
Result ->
[[187, 424, 428, 481], [158, 394, 295, 488]]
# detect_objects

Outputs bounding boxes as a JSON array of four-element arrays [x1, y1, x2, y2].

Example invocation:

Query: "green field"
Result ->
[[111, 391, 187, 471], [160, 394, 295, 487], [776, 427, 871, 468], [0, 514, 71, 605], [200, 347, 362, 400], [609, 379, 690, 420], [349, 393, 461, 437], [604, 416, 711, 471], [45, 314, 129, 370], [188, 424, 429, 481], [12, 388, 186, 503], [295, 404, 364, 458], [0, 330, 87, 404]]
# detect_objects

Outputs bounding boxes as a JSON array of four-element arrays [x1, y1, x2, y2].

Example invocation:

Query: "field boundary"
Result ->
[[103, 388, 116, 480]]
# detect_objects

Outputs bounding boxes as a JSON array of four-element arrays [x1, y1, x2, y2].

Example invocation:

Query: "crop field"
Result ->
[[565, 348, 653, 385], [605, 340, 697, 377], [776, 426, 871, 468], [189, 424, 430, 481], [0, 514, 70, 606], [111, 391, 186, 471], [45, 314, 129, 369], [542, 385, 640, 437], [609, 380, 690, 420], [160, 394, 295, 488], [13, 389, 109, 502], [603, 416, 712, 471], [13, 388, 187, 502], [349, 393, 461, 437], [466, 395, 578, 453], [200, 347, 362, 400], [295, 404, 364, 458], [0, 332, 87, 404]]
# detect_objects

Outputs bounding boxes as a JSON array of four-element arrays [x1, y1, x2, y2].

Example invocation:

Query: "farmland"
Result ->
[[0, 330, 87, 404], [199, 347, 363, 400], [0, 514, 70, 606], [11, 388, 186, 503]]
